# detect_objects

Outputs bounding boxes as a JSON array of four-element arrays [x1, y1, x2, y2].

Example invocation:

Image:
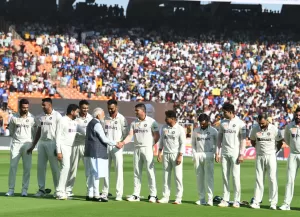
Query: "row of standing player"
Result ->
[[5, 99, 300, 210]]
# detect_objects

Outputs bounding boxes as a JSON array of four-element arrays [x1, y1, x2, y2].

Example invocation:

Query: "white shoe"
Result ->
[[149, 196, 157, 203], [67, 192, 74, 197], [34, 190, 45, 197], [172, 200, 182, 205], [115, 197, 123, 201], [207, 200, 213, 206], [250, 203, 260, 209], [127, 195, 140, 202], [157, 197, 169, 204], [233, 201, 240, 208], [270, 205, 277, 210], [53, 192, 57, 198], [5, 190, 14, 196], [195, 200, 206, 205], [21, 190, 27, 197], [218, 200, 229, 207], [56, 195, 67, 200], [279, 204, 290, 211]]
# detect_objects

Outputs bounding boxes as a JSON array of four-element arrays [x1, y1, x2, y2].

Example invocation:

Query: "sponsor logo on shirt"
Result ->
[[224, 129, 237, 134], [68, 129, 77, 133], [105, 125, 118, 130], [16, 124, 30, 128], [257, 138, 272, 142], [197, 137, 211, 141], [41, 122, 52, 126], [134, 129, 149, 134]]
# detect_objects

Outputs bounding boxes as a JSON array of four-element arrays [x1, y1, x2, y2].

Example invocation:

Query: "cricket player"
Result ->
[[192, 114, 218, 206], [84, 108, 122, 202], [101, 99, 128, 201], [56, 104, 81, 200], [6, 99, 37, 197], [215, 103, 247, 208], [119, 103, 160, 203], [66, 100, 93, 197], [157, 110, 186, 205], [249, 113, 283, 210], [279, 107, 300, 211], [27, 98, 62, 197]]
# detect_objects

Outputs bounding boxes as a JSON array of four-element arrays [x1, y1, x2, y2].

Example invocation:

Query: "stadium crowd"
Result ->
[[0, 6, 300, 135]]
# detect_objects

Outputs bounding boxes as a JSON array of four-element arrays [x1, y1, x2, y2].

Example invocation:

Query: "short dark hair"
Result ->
[[222, 103, 235, 113], [135, 103, 146, 112], [107, 99, 118, 106], [19, 98, 29, 109], [165, 110, 176, 119], [198, 113, 210, 122], [67, 104, 79, 115], [295, 107, 300, 114], [79, 100, 89, 107], [257, 113, 268, 121], [42, 98, 52, 104]]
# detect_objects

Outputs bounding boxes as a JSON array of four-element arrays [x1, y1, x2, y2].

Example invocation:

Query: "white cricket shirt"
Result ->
[[38, 109, 62, 141], [73, 113, 93, 145], [9, 113, 37, 143], [130, 116, 159, 148], [284, 121, 300, 154], [250, 123, 282, 155], [159, 122, 186, 154], [104, 112, 128, 142], [56, 115, 78, 153], [219, 116, 247, 156], [192, 126, 218, 153]]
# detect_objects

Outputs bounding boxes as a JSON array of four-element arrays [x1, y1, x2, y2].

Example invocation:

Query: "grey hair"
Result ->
[[92, 108, 104, 118]]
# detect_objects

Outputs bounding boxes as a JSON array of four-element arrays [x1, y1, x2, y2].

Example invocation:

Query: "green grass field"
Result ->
[[1, 151, 300, 217]]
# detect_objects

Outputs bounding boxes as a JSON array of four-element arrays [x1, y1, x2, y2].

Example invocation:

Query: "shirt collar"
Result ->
[[45, 109, 55, 116]]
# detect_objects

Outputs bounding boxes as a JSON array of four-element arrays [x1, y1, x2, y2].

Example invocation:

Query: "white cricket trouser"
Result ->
[[8, 142, 32, 191], [37, 140, 60, 192], [66, 144, 87, 193], [162, 153, 183, 200], [133, 146, 157, 197], [57, 145, 72, 196], [194, 152, 214, 202], [283, 153, 300, 205], [102, 146, 124, 198], [221, 154, 241, 202], [85, 157, 100, 198], [253, 154, 278, 205]]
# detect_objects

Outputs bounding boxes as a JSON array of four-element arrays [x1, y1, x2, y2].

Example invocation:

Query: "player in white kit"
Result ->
[[249, 113, 283, 210], [157, 110, 186, 205], [56, 104, 80, 200], [119, 103, 160, 203], [280, 107, 300, 211], [27, 98, 62, 197], [215, 103, 246, 208], [5, 99, 37, 197], [66, 100, 92, 197], [192, 114, 218, 206], [101, 99, 128, 201]]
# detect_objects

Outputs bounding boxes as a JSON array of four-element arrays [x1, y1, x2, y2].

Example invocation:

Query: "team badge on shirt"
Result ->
[[207, 132, 210, 135], [84, 120, 87, 123], [232, 124, 236, 127], [144, 124, 147, 127], [49, 117, 52, 120], [115, 121, 118, 124], [26, 119, 29, 122], [267, 132, 270, 136]]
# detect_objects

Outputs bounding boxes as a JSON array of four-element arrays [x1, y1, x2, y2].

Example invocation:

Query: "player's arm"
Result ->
[[157, 127, 164, 162], [94, 123, 117, 147], [120, 122, 134, 146], [275, 128, 284, 152], [213, 128, 218, 154], [238, 124, 247, 162], [8, 117, 16, 137], [27, 122, 41, 155], [215, 132, 223, 163], [55, 119, 65, 160], [152, 121, 160, 145], [249, 127, 256, 148], [284, 125, 290, 147], [191, 129, 197, 156], [121, 116, 129, 141], [176, 126, 186, 165]]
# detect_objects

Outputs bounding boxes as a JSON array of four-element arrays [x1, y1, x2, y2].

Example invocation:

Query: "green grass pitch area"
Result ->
[[0, 151, 300, 217]]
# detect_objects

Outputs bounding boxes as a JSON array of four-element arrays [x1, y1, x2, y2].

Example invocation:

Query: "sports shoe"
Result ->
[[34, 190, 46, 197], [195, 200, 206, 205], [279, 204, 290, 211], [56, 195, 67, 200], [233, 201, 240, 208], [21, 190, 27, 197], [67, 191, 74, 197], [207, 199, 213, 206], [173, 200, 182, 205], [250, 203, 260, 209], [5, 190, 14, 196], [98, 196, 109, 202], [157, 197, 169, 204], [86, 196, 93, 201], [149, 196, 157, 203], [127, 195, 140, 202], [270, 205, 277, 210], [115, 196, 123, 201], [218, 200, 229, 207]]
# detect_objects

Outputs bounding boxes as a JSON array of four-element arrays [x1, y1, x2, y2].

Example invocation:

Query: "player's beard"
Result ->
[[295, 118, 300, 124]]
